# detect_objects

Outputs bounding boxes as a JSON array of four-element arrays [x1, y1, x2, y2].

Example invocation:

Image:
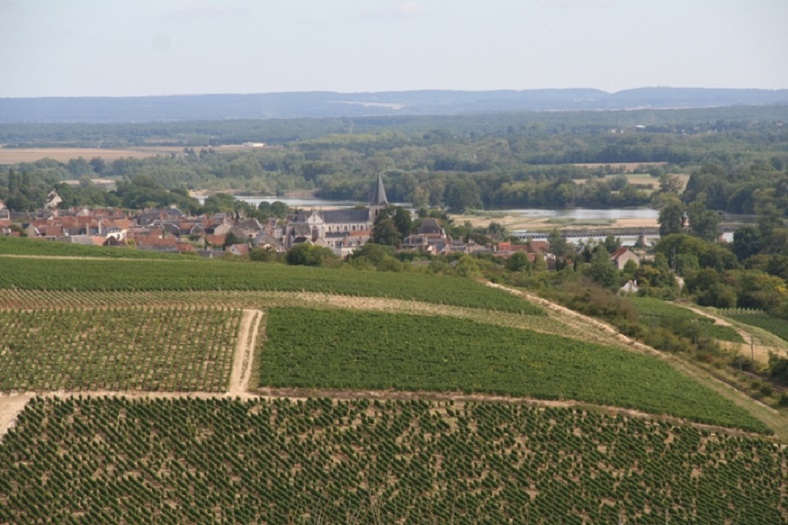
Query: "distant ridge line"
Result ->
[[1, 87, 787, 123]]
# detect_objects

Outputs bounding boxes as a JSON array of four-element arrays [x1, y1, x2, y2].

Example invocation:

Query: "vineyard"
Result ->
[[0, 397, 783, 524], [627, 297, 744, 343], [0, 306, 241, 392], [0, 256, 543, 315], [261, 308, 769, 433], [726, 312, 788, 342], [0, 236, 182, 260]]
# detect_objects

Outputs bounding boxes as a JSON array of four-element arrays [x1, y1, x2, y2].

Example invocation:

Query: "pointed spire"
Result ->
[[370, 173, 388, 206]]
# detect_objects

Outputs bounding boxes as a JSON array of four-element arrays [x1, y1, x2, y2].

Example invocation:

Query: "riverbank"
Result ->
[[452, 210, 660, 232]]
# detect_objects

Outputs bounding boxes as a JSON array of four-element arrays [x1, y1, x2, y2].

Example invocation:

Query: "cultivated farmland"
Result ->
[[0, 306, 241, 392], [727, 312, 788, 342], [0, 250, 785, 523], [0, 397, 784, 524], [628, 297, 744, 343], [0, 146, 177, 164], [261, 308, 769, 432], [0, 256, 543, 315]]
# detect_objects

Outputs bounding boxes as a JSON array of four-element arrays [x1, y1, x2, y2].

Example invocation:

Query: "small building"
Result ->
[[619, 280, 640, 294], [610, 247, 640, 270]]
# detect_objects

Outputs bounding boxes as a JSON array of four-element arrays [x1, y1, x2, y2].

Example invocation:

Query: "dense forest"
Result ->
[[1, 106, 787, 214]]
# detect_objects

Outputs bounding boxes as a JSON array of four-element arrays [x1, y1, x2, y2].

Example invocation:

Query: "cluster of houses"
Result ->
[[0, 174, 642, 279]]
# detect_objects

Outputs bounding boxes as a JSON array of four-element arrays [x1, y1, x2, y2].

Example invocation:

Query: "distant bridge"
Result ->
[[511, 225, 739, 241]]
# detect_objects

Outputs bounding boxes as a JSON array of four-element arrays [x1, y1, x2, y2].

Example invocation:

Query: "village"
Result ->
[[0, 175, 643, 277]]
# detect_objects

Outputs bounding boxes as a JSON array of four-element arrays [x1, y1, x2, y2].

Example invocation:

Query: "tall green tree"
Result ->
[[687, 201, 720, 242], [658, 197, 684, 238], [587, 246, 618, 288], [547, 229, 570, 258]]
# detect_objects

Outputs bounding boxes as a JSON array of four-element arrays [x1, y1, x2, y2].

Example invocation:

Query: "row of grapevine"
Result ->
[[0, 288, 570, 340], [627, 297, 744, 343], [726, 312, 788, 342], [0, 306, 241, 392], [0, 236, 182, 260], [0, 397, 783, 524], [260, 308, 770, 433], [0, 256, 545, 314]]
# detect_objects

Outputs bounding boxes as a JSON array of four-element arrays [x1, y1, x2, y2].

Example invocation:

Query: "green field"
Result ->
[[628, 297, 744, 343], [0, 256, 543, 315], [0, 306, 240, 392], [0, 397, 783, 525], [0, 236, 183, 259], [727, 312, 788, 342], [261, 308, 768, 432]]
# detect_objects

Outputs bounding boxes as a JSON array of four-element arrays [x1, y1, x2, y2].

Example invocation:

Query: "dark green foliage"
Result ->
[[262, 308, 765, 431], [767, 354, 788, 386], [2, 397, 781, 524], [687, 201, 721, 242], [113, 175, 201, 214], [586, 245, 619, 288], [285, 243, 338, 267], [0, 256, 544, 314], [658, 198, 684, 237]]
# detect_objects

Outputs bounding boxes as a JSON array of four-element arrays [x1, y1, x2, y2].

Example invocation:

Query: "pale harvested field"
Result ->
[[0, 147, 179, 164], [573, 172, 690, 190], [572, 162, 668, 172]]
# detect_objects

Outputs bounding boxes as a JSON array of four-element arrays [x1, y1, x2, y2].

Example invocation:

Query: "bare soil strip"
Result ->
[[0, 394, 35, 439], [227, 309, 264, 397]]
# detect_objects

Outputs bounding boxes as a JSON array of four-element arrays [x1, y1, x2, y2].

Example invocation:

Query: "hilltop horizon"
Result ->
[[2, 87, 787, 124]]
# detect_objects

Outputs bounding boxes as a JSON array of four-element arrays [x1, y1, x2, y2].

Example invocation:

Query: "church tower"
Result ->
[[368, 173, 389, 220]]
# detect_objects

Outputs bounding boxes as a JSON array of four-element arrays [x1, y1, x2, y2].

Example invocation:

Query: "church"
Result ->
[[284, 174, 389, 256]]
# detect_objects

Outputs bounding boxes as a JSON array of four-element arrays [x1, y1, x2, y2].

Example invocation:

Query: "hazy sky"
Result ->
[[1, 0, 786, 98]]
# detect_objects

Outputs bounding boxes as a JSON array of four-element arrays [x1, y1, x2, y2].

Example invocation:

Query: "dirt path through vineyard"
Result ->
[[228, 309, 264, 397], [673, 303, 788, 365]]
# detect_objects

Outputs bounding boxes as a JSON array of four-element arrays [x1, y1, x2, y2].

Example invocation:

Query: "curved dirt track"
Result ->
[[674, 302, 788, 365]]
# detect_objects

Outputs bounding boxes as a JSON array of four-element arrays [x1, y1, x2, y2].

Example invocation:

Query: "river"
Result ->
[[229, 195, 661, 220]]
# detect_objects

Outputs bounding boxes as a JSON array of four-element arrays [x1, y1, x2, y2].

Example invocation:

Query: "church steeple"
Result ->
[[370, 173, 388, 207], [369, 173, 388, 221]]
